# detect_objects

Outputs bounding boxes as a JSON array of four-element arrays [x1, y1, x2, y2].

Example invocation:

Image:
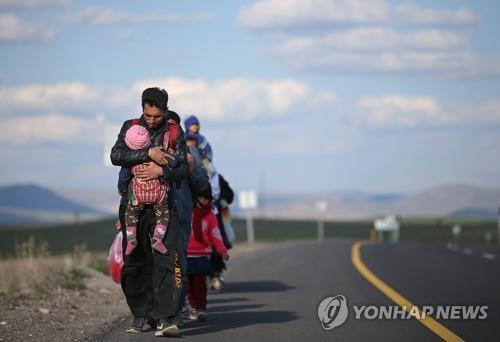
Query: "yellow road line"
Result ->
[[351, 241, 464, 342]]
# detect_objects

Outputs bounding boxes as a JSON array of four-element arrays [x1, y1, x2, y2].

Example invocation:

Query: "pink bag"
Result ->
[[107, 232, 123, 284]]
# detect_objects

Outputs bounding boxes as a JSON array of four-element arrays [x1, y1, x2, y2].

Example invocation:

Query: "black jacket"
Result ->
[[110, 115, 189, 194]]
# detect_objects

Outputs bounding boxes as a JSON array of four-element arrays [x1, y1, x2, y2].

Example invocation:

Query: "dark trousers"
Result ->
[[119, 204, 181, 320]]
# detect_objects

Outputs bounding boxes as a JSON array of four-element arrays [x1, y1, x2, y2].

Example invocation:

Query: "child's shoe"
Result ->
[[188, 309, 207, 322], [187, 309, 199, 321]]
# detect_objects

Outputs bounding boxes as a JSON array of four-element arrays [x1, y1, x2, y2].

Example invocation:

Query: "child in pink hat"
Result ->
[[122, 124, 170, 255]]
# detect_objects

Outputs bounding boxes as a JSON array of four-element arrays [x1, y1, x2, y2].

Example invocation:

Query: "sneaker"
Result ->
[[187, 309, 199, 321], [211, 276, 222, 290], [188, 309, 208, 322], [126, 316, 146, 333], [154, 319, 180, 337], [197, 310, 208, 322]]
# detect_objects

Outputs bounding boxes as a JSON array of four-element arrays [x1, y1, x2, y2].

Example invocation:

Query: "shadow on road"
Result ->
[[209, 297, 250, 304], [181, 280, 299, 336], [208, 303, 267, 313], [211, 280, 295, 293], [181, 310, 300, 336]]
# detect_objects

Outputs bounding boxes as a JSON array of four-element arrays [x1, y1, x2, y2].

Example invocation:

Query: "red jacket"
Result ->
[[187, 206, 228, 257]]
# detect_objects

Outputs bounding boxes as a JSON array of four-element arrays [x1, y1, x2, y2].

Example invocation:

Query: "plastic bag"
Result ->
[[107, 232, 123, 284]]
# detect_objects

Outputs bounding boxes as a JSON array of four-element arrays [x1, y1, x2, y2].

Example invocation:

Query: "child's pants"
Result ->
[[187, 274, 208, 310], [187, 256, 212, 310]]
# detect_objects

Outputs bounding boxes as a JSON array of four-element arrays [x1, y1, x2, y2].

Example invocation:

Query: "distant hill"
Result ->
[[14, 182, 498, 223], [0, 184, 105, 224], [255, 183, 500, 220], [448, 208, 498, 220], [387, 183, 500, 217]]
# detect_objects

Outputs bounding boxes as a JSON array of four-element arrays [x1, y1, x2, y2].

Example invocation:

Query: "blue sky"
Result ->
[[0, 0, 499, 194]]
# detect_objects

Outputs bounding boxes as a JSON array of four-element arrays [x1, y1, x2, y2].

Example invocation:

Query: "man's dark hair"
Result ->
[[142, 87, 168, 113]]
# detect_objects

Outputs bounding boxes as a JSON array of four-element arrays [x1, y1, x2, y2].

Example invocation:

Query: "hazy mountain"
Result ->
[[0, 184, 106, 224], [8, 182, 496, 223], [448, 208, 498, 220], [386, 183, 500, 217], [255, 183, 500, 220]]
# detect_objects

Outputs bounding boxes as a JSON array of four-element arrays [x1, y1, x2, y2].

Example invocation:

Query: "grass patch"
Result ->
[[61, 268, 89, 290]]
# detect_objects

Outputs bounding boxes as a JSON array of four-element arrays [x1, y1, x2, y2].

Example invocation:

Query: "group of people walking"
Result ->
[[110, 87, 235, 337]]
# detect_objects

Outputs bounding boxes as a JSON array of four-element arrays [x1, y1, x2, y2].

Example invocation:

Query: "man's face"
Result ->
[[143, 103, 164, 129], [188, 124, 200, 134]]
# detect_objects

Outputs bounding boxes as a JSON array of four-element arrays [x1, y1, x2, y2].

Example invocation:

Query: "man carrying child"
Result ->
[[110, 87, 189, 337]]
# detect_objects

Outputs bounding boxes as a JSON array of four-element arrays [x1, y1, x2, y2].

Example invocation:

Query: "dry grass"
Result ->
[[0, 237, 95, 296]]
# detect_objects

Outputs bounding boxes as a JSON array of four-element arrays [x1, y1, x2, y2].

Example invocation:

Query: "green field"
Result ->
[[0, 216, 497, 258]]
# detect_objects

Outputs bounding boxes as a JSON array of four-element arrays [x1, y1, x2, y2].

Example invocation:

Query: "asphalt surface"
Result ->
[[100, 239, 500, 341]]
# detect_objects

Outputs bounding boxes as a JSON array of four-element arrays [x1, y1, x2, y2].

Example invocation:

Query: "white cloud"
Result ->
[[239, 0, 491, 77], [392, 3, 478, 26], [0, 82, 100, 113], [354, 95, 500, 126], [356, 95, 442, 125], [238, 0, 478, 30], [0, 0, 71, 9], [286, 50, 500, 77], [276, 28, 468, 52], [272, 28, 500, 78], [132, 77, 336, 121], [0, 113, 105, 143], [0, 77, 339, 138], [3, 79, 498, 130], [0, 13, 55, 43], [66, 6, 213, 25]]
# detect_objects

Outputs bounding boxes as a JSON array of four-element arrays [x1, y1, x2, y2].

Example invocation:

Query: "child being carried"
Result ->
[[121, 124, 174, 255]]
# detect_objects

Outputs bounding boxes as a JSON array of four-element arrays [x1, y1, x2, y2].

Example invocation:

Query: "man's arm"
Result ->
[[110, 120, 149, 167]]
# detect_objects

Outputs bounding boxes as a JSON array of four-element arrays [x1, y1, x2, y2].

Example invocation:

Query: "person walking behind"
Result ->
[[186, 185, 229, 321], [168, 115, 210, 327]]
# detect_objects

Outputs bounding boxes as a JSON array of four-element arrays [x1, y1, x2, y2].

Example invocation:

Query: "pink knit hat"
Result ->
[[125, 125, 150, 150]]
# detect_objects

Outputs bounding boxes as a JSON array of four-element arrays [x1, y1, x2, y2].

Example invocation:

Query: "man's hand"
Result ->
[[221, 252, 230, 261], [148, 147, 168, 166], [135, 162, 164, 181]]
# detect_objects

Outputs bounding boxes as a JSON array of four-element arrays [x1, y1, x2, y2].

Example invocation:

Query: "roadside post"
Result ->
[[452, 224, 461, 250], [238, 190, 258, 244], [315, 201, 328, 241]]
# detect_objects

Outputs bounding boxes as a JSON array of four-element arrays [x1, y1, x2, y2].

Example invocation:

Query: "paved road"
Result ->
[[101, 239, 500, 341]]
